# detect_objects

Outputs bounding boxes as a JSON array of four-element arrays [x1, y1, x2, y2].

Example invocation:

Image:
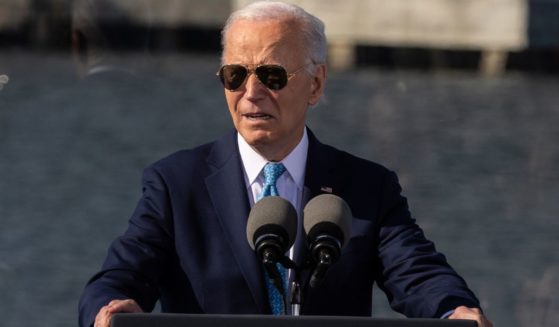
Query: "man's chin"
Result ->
[[240, 128, 273, 143], [243, 135, 272, 148], [241, 131, 277, 150]]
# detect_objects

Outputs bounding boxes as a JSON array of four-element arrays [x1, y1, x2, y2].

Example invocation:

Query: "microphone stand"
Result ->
[[256, 239, 303, 315], [289, 272, 302, 315], [309, 249, 333, 288], [279, 256, 302, 316]]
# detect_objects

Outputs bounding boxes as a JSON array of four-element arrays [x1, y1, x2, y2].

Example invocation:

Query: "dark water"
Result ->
[[1, 51, 558, 327]]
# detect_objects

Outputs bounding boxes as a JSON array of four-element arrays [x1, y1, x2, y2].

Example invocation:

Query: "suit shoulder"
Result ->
[[147, 141, 214, 175], [144, 131, 237, 178]]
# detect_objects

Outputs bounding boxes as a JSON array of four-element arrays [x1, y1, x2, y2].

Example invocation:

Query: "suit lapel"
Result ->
[[304, 129, 344, 203], [205, 132, 267, 313], [298, 129, 345, 291]]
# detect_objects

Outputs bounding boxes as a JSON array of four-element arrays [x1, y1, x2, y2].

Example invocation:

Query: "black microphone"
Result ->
[[303, 194, 352, 288], [246, 196, 298, 301]]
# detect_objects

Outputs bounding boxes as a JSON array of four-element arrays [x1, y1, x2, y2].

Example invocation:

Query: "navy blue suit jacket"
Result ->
[[79, 129, 479, 327]]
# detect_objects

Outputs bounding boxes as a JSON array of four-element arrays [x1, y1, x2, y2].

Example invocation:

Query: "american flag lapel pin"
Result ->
[[320, 186, 333, 193]]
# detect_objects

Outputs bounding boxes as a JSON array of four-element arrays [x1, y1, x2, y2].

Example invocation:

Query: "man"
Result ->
[[79, 2, 492, 327]]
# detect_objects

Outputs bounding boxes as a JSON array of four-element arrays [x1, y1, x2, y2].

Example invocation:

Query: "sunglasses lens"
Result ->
[[219, 65, 248, 90], [255, 65, 288, 90], [218, 64, 290, 91]]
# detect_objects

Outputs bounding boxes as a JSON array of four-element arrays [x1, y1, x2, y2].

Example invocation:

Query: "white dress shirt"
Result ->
[[237, 129, 308, 214], [237, 128, 309, 265]]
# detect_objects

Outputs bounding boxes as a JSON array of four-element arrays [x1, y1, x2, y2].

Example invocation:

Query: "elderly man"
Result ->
[[79, 2, 492, 327]]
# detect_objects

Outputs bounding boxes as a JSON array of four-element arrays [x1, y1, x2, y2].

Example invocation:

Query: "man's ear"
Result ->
[[308, 64, 326, 106]]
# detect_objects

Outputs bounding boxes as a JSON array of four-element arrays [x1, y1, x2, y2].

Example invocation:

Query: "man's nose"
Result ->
[[244, 73, 266, 98]]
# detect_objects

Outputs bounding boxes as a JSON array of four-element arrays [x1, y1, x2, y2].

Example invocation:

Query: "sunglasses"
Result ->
[[217, 63, 310, 91]]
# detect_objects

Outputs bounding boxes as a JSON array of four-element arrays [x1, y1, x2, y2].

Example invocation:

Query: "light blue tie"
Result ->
[[259, 162, 287, 315], [258, 162, 286, 199]]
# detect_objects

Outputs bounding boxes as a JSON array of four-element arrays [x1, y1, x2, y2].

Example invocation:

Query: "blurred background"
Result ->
[[1, 1, 558, 326]]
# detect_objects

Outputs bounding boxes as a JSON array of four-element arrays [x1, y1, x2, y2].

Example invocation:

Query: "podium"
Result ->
[[111, 313, 476, 327]]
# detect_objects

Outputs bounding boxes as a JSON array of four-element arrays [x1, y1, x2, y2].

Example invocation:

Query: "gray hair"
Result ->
[[221, 1, 327, 65]]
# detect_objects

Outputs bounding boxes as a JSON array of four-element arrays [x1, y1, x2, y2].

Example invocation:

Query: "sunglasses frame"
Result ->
[[216, 63, 311, 91]]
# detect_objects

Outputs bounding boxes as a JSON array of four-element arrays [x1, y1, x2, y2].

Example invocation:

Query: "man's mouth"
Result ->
[[243, 113, 273, 120]]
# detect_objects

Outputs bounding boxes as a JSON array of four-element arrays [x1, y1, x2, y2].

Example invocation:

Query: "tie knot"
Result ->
[[259, 163, 286, 199], [264, 162, 286, 185]]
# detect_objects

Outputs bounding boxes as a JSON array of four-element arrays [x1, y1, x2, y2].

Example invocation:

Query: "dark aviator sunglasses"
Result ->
[[217, 63, 311, 91]]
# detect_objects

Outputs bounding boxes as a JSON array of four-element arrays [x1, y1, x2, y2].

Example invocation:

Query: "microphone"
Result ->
[[246, 196, 298, 299], [303, 194, 352, 288]]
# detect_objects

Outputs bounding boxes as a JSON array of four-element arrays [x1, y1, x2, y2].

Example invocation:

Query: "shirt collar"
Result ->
[[237, 128, 308, 188]]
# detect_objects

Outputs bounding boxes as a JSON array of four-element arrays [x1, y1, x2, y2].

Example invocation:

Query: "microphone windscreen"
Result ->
[[246, 196, 298, 250], [303, 194, 352, 248]]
